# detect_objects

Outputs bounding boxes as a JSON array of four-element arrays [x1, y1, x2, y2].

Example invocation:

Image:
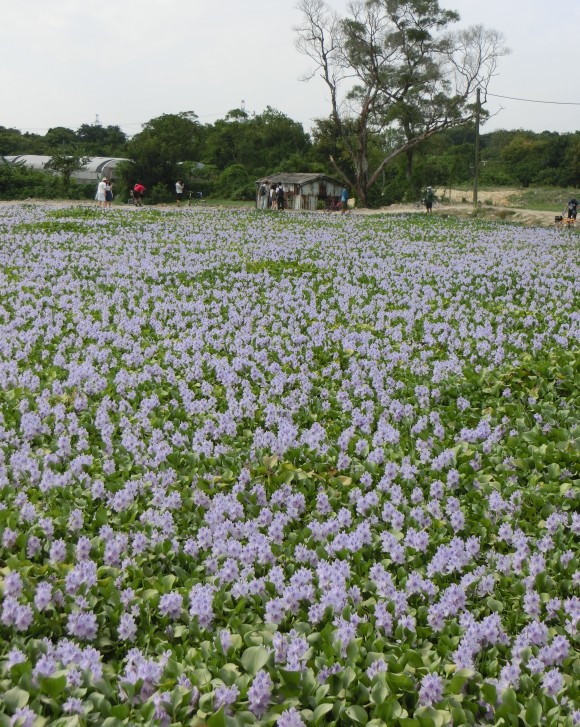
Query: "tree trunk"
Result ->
[[354, 126, 370, 207], [405, 149, 414, 180], [355, 183, 368, 208]]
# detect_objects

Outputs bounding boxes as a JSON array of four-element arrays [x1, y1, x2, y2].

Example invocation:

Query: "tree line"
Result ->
[[2, 113, 579, 205]]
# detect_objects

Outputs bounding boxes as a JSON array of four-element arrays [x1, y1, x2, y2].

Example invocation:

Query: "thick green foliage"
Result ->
[[0, 164, 92, 200]]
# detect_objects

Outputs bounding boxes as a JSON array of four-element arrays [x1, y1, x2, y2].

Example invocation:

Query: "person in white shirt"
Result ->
[[175, 180, 184, 206], [95, 177, 107, 208]]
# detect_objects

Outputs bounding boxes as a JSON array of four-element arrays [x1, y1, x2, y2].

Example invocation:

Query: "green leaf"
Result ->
[[375, 697, 403, 722], [524, 699, 542, 727], [39, 672, 67, 697], [486, 597, 504, 613], [370, 679, 388, 705], [386, 672, 415, 692], [313, 703, 334, 724], [240, 645, 270, 675], [481, 682, 497, 707], [546, 463, 560, 481], [497, 687, 519, 716], [279, 668, 302, 688], [346, 639, 360, 660], [448, 668, 474, 694], [451, 707, 467, 725], [414, 707, 452, 727], [207, 707, 227, 727], [345, 705, 368, 724], [3, 686, 30, 711], [48, 719, 80, 727], [95, 507, 109, 525], [279, 469, 296, 484], [161, 574, 177, 590], [110, 704, 130, 719]]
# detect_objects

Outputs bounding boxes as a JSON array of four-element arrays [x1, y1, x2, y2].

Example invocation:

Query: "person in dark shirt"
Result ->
[[566, 197, 578, 219], [276, 184, 285, 211]]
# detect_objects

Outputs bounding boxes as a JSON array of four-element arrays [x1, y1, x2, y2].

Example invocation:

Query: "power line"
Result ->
[[6, 109, 244, 136], [488, 92, 580, 106]]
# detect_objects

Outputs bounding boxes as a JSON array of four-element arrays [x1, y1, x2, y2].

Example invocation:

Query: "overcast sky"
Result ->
[[1, 0, 578, 137]]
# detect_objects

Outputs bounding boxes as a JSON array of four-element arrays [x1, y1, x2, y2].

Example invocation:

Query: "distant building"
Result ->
[[4, 155, 128, 184], [256, 173, 345, 211]]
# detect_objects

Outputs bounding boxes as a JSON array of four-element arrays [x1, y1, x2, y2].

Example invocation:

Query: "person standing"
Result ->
[[340, 187, 349, 214], [276, 183, 285, 211], [258, 181, 268, 209], [424, 186, 435, 214], [270, 183, 277, 210], [566, 196, 578, 220], [104, 178, 113, 209], [95, 177, 107, 208], [175, 180, 184, 206]]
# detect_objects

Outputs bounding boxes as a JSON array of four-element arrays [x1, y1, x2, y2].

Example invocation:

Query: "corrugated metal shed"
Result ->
[[256, 172, 345, 211]]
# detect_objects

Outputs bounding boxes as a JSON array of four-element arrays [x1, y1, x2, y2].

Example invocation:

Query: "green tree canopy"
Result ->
[[203, 107, 311, 175], [0, 127, 38, 156], [44, 126, 79, 149], [76, 124, 128, 156], [500, 135, 548, 188], [135, 112, 204, 162]]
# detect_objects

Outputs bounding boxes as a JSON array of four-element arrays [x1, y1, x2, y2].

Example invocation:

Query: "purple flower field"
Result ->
[[0, 204, 578, 726]]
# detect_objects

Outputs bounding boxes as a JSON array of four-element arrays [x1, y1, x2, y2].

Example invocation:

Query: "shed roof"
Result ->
[[255, 172, 344, 186]]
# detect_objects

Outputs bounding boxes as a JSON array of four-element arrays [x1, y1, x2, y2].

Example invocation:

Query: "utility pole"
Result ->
[[473, 87, 481, 210]]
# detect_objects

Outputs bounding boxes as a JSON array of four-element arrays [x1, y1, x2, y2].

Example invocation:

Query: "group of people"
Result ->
[[258, 182, 287, 210], [95, 177, 114, 208], [258, 181, 351, 213], [96, 180, 147, 207]]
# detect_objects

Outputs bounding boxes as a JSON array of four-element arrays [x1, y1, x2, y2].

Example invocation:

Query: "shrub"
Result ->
[[215, 164, 255, 201], [0, 164, 62, 199], [479, 162, 517, 187]]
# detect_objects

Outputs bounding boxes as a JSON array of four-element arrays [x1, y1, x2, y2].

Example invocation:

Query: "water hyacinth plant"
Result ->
[[0, 203, 578, 726]]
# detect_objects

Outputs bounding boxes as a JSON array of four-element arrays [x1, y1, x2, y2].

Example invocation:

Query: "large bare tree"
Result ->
[[295, 0, 508, 206]]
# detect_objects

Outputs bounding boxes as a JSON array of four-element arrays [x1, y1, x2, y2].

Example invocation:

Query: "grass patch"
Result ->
[[506, 187, 577, 212]]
